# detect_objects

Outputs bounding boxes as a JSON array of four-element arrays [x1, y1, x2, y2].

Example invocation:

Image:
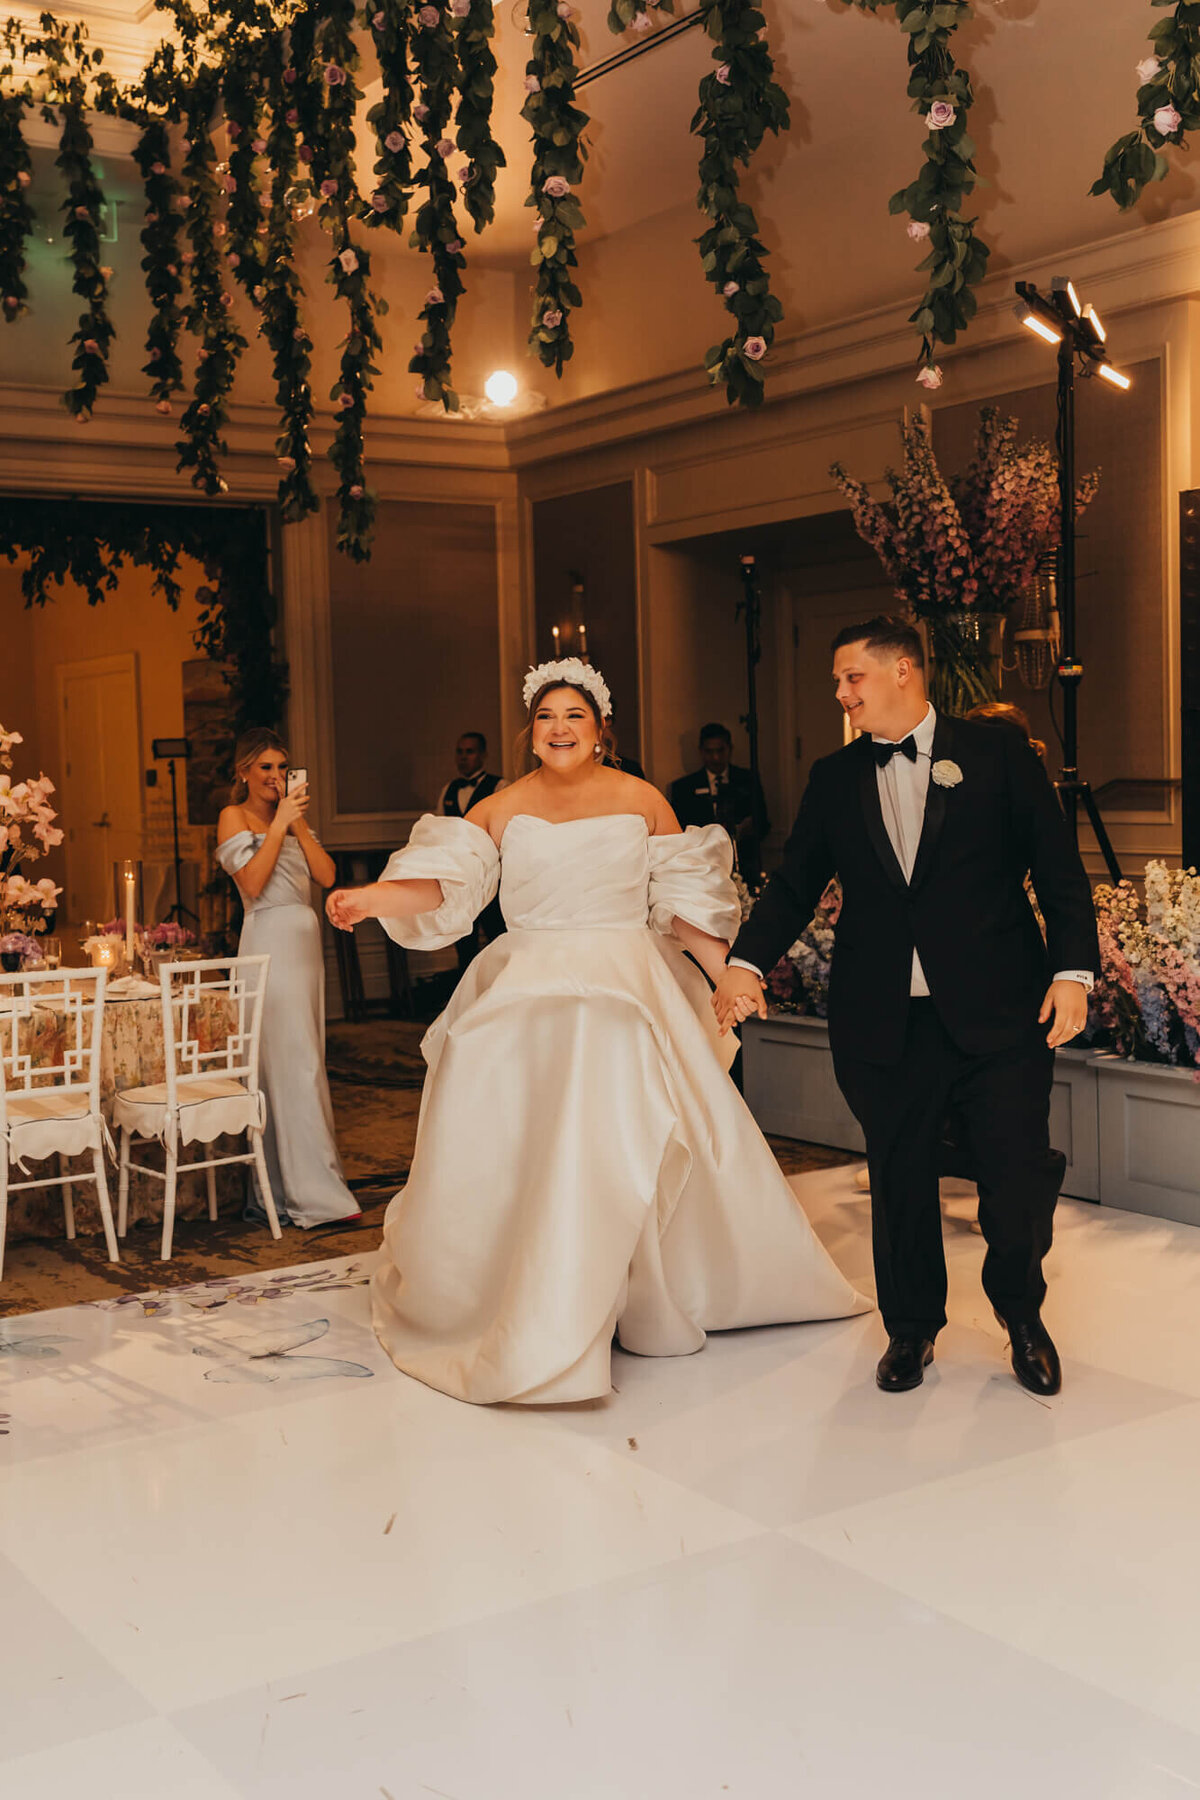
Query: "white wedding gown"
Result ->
[[371, 813, 869, 1404]]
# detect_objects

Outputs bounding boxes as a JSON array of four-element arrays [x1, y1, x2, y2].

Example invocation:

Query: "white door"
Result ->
[[57, 654, 143, 925]]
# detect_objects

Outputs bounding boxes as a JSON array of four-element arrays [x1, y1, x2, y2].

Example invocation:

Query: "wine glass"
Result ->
[[41, 936, 62, 970]]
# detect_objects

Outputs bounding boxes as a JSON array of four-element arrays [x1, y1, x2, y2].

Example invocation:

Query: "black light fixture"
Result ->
[[151, 737, 198, 928], [1013, 276, 1129, 881]]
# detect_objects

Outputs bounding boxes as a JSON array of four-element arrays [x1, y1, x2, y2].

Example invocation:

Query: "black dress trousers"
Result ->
[[833, 999, 1062, 1339]]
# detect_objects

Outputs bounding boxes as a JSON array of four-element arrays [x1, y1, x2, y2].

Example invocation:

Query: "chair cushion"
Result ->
[[5, 1089, 103, 1166], [114, 1075, 263, 1148], [6, 1089, 91, 1126]]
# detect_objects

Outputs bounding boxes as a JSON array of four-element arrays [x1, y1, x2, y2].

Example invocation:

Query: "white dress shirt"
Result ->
[[434, 771, 507, 816], [732, 702, 1093, 994]]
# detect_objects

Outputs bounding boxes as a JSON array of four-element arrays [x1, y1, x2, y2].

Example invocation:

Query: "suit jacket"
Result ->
[[441, 772, 501, 816], [670, 764, 769, 839], [731, 715, 1099, 1065]]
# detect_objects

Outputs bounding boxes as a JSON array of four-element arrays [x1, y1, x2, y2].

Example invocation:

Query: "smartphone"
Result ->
[[286, 767, 309, 796]]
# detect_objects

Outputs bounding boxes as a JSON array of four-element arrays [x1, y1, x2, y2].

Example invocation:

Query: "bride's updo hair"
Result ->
[[230, 727, 288, 803], [516, 680, 618, 770]]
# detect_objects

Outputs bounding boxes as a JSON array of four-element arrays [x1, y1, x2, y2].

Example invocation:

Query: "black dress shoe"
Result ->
[[995, 1311, 1062, 1396], [876, 1336, 936, 1393]]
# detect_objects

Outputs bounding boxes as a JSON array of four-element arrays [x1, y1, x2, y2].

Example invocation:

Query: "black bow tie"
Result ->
[[873, 735, 919, 768]]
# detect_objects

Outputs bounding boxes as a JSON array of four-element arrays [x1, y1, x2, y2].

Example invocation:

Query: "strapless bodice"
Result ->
[[499, 814, 650, 931]]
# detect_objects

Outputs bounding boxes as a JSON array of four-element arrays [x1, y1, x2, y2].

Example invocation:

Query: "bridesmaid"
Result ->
[[216, 729, 360, 1228]]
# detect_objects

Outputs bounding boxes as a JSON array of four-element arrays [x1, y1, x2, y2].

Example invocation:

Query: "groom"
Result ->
[[713, 618, 1099, 1396]]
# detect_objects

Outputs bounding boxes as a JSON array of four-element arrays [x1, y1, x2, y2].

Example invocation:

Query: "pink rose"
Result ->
[[223, 174, 237, 192], [338, 393, 354, 409], [542, 174, 570, 197], [349, 483, 364, 498], [155, 399, 171, 415], [16, 169, 30, 187], [3, 296, 19, 314], [456, 164, 471, 185], [182, 251, 195, 265], [385, 129, 405, 152], [371, 191, 389, 211], [722, 280, 739, 296], [338, 247, 359, 273], [221, 291, 234, 307], [320, 178, 338, 197], [715, 64, 731, 85], [446, 237, 463, 253], [146, 210, 159, 223], [213, 221, 227, 238], [1154, 103, 1182, 136], [1136, 56, 1161, 84], [414, 103, 430, 122], [436, 137, 454, 158], [418, 4, 440, 23], [907, 219, 931, 241], [82, 338, 99, 354], [283, 66, 297, 84], [425, 285, 444, 306], [542, 308, 563, 327], [286, 108, 299, 124], [294, 328, 307, 342], [916, 365, 944, 390], [743, 336, 766, 361], [253, 283, 266, 300], [228, 121, 241, 138], [299, 144, 314, 164], [197, 402, 210, 416], [277, 455, 296, 470], [253, 138, 267, 153], [150, 161, 166, 176], [227, 252, 240, 266], [926, 100, 956, 131], [557, 2, 571, 14], [324, 63, 346, 86], [75, 205, 90, 219], [524, 75, 541, 94], [630, 10, 651, 30], [450, 0, 470, 15]]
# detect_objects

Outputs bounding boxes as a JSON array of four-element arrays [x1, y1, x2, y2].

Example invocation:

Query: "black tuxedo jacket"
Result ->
[[670, 764, 770, 839], [731, 715, 1099, 1065]]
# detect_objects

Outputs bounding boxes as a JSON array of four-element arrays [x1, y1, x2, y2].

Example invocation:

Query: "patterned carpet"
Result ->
[[0, 1019, 855, 1317]]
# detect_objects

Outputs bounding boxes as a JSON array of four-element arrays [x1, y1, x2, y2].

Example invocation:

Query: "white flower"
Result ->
[[1136, 56, 1162, 84], [522, 657, 612, 719], [931, 759, 963, 788]]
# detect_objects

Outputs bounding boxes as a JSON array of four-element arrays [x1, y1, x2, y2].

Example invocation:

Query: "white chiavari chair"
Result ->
[[113, 954, 281, 1260], [0, 966, 118, 1280]]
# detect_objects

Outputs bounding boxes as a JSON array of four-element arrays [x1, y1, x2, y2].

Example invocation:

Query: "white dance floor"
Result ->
[[2, 1167, 1199, 1798]]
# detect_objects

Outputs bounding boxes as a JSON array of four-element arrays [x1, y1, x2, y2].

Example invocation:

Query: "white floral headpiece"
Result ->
[[522, 657, 612, 720]]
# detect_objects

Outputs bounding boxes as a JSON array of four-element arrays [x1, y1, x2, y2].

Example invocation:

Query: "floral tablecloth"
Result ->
[[5, 993, 245, 1242]]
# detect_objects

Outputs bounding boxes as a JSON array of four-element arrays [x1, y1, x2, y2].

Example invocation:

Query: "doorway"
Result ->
[[56, 653, 143, 925]]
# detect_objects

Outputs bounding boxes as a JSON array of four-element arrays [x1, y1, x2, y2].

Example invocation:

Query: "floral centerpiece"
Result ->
[[831, 410, 1100, 716], [760, 881, 841, 1018], [0, 930, 42, 969], [0, 723, 63, 936], [1089, 862, 1200, 1069]]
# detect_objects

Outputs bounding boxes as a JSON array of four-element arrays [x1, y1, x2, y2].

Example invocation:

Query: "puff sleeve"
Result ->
[[214, 830, 258, 878], [377, 815, 501, 951], [647, 824, 741, 944]]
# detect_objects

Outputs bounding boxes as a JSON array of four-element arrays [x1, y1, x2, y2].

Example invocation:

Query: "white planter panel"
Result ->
[[1095, 1058, 1200, 1228], [740, 1015, 865, 1153]]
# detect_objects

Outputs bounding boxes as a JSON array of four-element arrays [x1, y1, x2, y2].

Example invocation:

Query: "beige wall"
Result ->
[[0, 551, 211, 899]]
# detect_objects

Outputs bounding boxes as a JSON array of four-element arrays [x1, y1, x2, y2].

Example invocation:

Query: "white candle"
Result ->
[[123, 863, 136, 962], [551, 625, 560, 657], [579, 621, 587, 659]]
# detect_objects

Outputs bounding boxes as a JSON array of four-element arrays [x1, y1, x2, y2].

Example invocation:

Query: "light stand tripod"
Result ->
[[737, 553, 764, 883], [151, 737, 200, 928], [1015, 279, 1127, 884]]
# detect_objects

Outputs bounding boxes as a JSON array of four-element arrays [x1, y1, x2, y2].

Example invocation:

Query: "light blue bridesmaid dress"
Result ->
[[215, 829, 357, 1227]]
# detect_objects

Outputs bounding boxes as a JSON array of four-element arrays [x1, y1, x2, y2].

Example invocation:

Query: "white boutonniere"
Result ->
[[931, 759, 963, 788]]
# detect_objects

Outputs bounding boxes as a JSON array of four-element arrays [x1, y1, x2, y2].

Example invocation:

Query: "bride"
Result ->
[[326, 660, 868, 1405]]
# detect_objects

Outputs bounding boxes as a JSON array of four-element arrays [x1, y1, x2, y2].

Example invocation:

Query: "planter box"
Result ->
[[740, 1014, 864, 1153], [1094, 1055, 1200, 1228], [741, 1014, 1103, 1205]]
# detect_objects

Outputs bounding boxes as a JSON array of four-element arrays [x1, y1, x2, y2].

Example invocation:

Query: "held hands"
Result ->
[[712, 965, 768, 1037], [1039, 978, 1089, 1049], [326, 885, 376, 932]]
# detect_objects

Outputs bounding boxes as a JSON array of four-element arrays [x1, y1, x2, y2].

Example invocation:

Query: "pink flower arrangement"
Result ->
[[1091, 866, 1200, 1065]]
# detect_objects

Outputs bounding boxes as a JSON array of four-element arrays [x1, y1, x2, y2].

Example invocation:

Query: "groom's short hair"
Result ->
[[831, 616, 925, 669]]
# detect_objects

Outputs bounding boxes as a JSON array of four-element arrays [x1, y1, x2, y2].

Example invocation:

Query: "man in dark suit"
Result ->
[[670, 724, 770, 883], [713, 618, 1098, 1397], [436, 732, 505, 971]]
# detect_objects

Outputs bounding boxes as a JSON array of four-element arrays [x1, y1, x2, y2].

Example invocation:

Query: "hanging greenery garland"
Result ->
[[1093, 4, 1199, 209], [523, 0, 587, 376], [222, 47, 268, 311], [310, 0, 382, 558], [363, 0, 417, 231], [850, 0, 988, 388], [177, 69, 247, 495], [0, 26, 33, 325], [37, 20, 115, 421], [0, 493, 287, 736], [408, 0, 467, 412], [261, 35, 319, 523], [693, 0, 787, 408], [131, 117, 186, 416], [454, 0, 505, 233]]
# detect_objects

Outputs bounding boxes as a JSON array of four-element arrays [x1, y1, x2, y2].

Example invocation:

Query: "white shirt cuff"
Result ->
[[1053, 969, 1095, 993], [728, 957, 764, 979]]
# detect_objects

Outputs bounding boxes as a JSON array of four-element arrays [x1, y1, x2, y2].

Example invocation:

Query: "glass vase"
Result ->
[[924, 609, 1005, 718]]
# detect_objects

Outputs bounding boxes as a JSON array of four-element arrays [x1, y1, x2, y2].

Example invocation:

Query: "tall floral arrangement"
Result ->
[[0, 725, 63, 933], [760, 880, 841, 1017], [831, 409, 1099, 714], [1090, 863, 1200, 1068]]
